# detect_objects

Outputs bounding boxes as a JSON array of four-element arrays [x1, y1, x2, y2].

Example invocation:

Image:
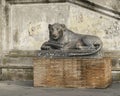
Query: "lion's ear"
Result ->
[[48, 24, 52, 29], [61, 24, 65, 28], [61, 24, 66, 31]]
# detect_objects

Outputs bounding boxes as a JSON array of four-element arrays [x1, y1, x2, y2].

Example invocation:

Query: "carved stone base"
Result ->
[[34, 57, 112, 88]]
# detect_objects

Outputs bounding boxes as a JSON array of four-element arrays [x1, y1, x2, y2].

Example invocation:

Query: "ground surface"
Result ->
[[0, 81, 120, 96]]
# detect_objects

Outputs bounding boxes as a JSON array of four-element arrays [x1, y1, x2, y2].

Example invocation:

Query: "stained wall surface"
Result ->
[[9, 3, 70, 50]]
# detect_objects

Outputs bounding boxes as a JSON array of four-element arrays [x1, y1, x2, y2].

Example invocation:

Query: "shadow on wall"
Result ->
[[69, 0, 120, 20]]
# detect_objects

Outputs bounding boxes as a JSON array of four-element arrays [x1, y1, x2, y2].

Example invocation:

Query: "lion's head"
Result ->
[[48, 23, 66, 41]]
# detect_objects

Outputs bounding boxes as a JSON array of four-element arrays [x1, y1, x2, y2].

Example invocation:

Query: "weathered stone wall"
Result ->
[[0, 0, 120, 81], [9, 3, 69, 50], [0, 0, 4, 54], [0, 3, 2, 55], [90, 0, 120, 12], [67, 3, 120, 51]]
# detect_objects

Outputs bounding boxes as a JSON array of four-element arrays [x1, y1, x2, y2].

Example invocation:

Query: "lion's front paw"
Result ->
[[41, 46, 51, 50]]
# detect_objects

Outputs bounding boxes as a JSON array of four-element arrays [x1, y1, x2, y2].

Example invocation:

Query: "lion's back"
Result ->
[[62, 29, 82, 43]]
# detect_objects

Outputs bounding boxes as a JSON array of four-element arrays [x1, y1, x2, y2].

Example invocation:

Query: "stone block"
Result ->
[[34, 57, 112, 88], [1, 68, 33, 80], [112, 71, 120, 81]]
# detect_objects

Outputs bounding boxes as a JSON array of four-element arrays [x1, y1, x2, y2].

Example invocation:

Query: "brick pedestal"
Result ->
[[34, 57, 112, 88]]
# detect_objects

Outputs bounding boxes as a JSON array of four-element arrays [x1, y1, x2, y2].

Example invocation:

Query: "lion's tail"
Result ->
[[68, 42, 103, 56]]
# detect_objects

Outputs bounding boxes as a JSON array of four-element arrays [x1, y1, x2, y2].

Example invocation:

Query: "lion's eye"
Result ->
[[50, 28, 54, 31], [57, 28, 59, 31]]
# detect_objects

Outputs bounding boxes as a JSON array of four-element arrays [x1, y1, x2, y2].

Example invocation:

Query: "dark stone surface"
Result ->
[[6, 0, 66, 4], [38, 50, 103, 58]]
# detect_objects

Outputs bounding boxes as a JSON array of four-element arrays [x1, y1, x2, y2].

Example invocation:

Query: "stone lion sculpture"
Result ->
[[41, 23, 103, 56]]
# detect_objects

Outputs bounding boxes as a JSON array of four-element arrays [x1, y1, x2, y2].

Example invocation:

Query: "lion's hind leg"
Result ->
[[81, 36, 96, 50], [75, 39, 88, 50]]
